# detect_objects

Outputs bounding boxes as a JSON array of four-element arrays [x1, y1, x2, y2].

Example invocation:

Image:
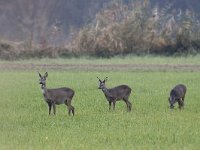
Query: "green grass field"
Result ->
[[1, 54, 200, 65], [0, 56, 200, 149]]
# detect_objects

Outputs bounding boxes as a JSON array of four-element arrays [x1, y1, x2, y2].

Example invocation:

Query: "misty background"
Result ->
[[0, 0, 200, 59]]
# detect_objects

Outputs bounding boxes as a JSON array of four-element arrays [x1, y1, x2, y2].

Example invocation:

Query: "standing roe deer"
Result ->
[[97, 77, 132, 111], [168, 84, 187, 109], [38, 72, 75, 115]]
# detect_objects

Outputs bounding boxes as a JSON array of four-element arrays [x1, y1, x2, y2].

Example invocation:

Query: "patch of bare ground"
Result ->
[[0, 63, 200, 71]]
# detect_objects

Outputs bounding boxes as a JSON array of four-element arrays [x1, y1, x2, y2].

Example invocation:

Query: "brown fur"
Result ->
[[38, 72, 75, 115], [98, 77, 132, 111]]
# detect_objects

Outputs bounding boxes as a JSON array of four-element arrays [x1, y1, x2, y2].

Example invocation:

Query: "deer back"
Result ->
[[46, 87, 74, 104], [170, 84, 186, 99], [108, 85, 131, 99]]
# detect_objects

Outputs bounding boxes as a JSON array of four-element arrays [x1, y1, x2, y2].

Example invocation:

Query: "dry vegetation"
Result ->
[[1, 0, 200, 60], [0, 39, 68, 60], [69, 0, 200, 57]]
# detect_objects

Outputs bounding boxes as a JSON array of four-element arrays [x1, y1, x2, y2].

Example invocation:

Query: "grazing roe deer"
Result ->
[[38, 72, 75, 115], [168, 84, 187, 109], [97, 77, 132, 111]]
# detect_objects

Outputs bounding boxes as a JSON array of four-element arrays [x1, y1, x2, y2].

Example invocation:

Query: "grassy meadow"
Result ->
[[0, 56, 200, 149], [1, 54, 200, 65]]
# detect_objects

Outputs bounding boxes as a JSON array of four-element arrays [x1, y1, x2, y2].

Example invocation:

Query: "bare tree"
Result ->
[[12, 0, 56, 49]]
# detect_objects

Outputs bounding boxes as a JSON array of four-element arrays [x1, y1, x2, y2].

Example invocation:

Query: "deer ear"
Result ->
[[97, 77, 101, 82], [44, 72, 48, 78], [38, 71, 42, 78], [104, 77, 108, 82]]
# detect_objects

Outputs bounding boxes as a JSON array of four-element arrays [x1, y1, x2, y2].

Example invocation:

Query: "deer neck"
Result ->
[[41, 83, 48, 96], [102, 87, 111, 97]]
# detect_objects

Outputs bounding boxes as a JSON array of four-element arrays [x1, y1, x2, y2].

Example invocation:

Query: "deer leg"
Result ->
[[68, 105, 75, 116], [182, 96, 185, 107], [177, 98, 183, 109], [109, 101, 112, 110], [71, 106, 75, 116], [113, 101, 116, 110], [53, 103, 56, 115], [48, 103, 52, 115], [65, 100, 70, 115], [123, 98, 129, 111], [128, 101, 132, 111], [123, 98, 132, 112], [66, 99, 75, 116]]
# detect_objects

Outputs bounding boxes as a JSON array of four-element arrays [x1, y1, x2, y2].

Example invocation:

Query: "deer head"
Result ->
[[38, 72, 48, 86], [168, 96, 176, 109], [97, 77, 108, 89]]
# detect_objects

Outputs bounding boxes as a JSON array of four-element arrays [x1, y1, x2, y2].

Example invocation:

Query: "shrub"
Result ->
[[68, 0, 200, 57]]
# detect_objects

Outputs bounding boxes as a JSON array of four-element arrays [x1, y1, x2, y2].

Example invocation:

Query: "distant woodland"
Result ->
[[0, 0, 200, 59]]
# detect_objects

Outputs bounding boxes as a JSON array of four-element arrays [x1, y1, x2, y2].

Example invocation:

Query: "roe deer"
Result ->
[[38, 72, 75, 115], [168, 84, 187, 109], [97, 77, 132, 111]]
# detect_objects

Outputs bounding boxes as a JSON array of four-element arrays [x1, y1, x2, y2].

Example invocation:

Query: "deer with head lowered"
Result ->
[[97, 77, 132, 112], [38, 72, 75, 116], [168, 84, 187, 109]]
